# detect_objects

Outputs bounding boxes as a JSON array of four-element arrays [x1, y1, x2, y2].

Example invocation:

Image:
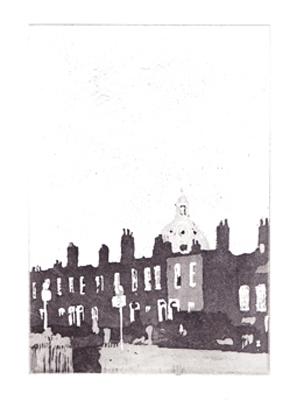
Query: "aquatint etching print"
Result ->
[[29, 24, 270, 374]]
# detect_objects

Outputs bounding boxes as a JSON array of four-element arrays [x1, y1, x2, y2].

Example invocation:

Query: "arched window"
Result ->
[[239, 285, 250, 311], [157, 299, 167, 322], [76, 305, 84, 327], [68, 306, 76, 326], [58, 307, 65, 317], [174, 263, 181, 289], [168, 299, 180, 320], [129, 302, 140, 322]]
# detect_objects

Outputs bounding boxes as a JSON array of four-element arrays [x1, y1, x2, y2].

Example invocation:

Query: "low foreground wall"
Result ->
[[30, 328, 73, 373]]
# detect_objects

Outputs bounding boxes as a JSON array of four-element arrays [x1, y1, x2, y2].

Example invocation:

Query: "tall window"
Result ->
[[95, 275, 104, 293], [100, 275, 104, 291], [80, 276, 86, 295], [32, 282, 37, 299], [57, 277, 62, 296], [154, 265, 161, 290], [131, 268, 138, 292], [180, 205, 186, 215], [174, 263, 181, 289], [239, 285, 250, 311], [114, 272, 120, 292], [189, 262, 197, 287], [69, 277, 74, 293], [144, 267, 152, 291], [256, 283, 267, 312]]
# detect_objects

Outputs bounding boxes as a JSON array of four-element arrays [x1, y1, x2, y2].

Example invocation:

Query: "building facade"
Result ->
[[30, 195, 269, 351]]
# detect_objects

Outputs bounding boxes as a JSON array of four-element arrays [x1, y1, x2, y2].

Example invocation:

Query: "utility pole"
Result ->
[[41, 279, 52, 330]]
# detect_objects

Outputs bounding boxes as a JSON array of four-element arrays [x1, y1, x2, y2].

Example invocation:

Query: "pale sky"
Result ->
[[28, 25, 269, 270]]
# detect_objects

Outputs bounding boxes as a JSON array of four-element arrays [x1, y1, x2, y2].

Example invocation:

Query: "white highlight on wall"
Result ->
[[131, 268, 138, 292], [239, 285, 250, 311], [241, 316, 256, 325], [217, 338, 234, 346], [154, 265, 161, 290], [256, 283, 267, 312], [189, 262, 197, 288], [188, 302, 195, 312], [264, 315, 269, 332], [144, 267, 152, 291]]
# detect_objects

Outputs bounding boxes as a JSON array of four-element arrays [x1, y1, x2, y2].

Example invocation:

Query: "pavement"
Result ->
[[100, 344, 269, 374]]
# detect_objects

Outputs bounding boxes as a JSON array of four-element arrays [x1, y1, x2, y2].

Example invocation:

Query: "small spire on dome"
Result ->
[[176, 189, 188, 206]]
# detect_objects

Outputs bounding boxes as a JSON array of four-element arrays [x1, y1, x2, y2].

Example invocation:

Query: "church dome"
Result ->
[[161, 193, 209, 254]]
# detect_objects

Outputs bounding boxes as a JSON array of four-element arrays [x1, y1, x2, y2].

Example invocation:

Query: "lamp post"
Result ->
[[112, 284, 126, 351]]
